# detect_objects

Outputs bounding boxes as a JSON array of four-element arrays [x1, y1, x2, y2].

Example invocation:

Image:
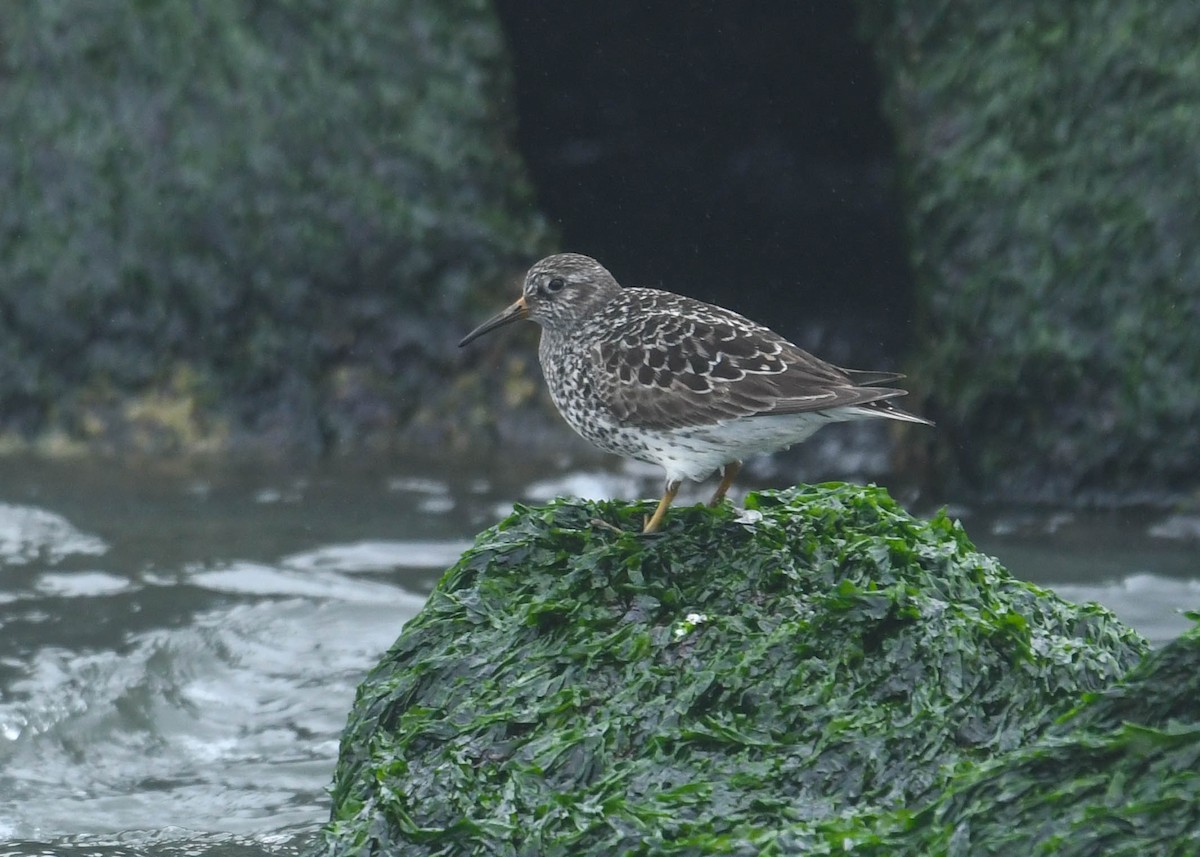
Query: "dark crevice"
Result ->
[[494, 2, 914, 364]]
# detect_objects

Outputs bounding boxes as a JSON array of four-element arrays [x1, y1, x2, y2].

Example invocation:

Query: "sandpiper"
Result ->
[[460, 253, 931, 533]]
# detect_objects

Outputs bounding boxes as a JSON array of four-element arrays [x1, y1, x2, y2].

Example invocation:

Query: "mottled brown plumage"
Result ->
[[460, 253, 931, 532]]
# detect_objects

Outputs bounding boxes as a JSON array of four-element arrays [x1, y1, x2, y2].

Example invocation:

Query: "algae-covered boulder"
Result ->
[[0, 2, 547, 455], [318, 483, 1146, 855], [858, 3, 1200, 504], [878, 618, 1200, 856]]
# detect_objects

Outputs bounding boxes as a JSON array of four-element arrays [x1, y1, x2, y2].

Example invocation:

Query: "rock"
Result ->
[[317, 483, 1147, 855], [869, 618, 1200, 856], [859, 2, 1200, 505], [0, 2, 549, 456]]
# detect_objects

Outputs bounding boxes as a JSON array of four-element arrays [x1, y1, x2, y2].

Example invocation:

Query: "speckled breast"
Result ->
[[539, 333, 652, 460]]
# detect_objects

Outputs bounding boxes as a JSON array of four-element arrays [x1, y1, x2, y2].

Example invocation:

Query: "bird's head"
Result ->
[[459, 253, 622, 346]]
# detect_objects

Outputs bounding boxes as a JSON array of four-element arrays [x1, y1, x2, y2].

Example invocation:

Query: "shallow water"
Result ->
[[0, 455, 1195, 856]]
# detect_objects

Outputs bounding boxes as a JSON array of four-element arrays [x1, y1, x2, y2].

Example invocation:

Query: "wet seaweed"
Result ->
[[820, 618, 1200, 857], [318, 484, 1148, 855]]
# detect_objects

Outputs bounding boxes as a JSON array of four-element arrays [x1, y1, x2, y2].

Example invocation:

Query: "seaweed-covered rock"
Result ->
[[858, 2, 1200, 504], [318, 483, 1146, 855], [0, 2, 548, 455], [874, 618, 1200, 857]]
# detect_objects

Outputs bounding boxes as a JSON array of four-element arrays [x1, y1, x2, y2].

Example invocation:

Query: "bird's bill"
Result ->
[[458, 296, 529, 347]]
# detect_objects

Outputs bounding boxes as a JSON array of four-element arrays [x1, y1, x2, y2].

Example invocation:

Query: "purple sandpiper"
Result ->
[[460, 253, 932, 533]]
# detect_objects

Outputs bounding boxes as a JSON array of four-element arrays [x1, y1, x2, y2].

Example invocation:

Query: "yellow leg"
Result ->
[[643, 480, 681, 533], [707, 461, 742, 507]]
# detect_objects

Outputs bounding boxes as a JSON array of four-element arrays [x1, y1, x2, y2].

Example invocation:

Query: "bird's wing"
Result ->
[[841, 368, 906, 386], [589, 290, 909, 431]]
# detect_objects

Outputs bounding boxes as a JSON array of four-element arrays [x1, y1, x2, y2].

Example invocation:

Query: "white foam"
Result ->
[[0, 503, 108, 566], [281, 540, 469, 572], [35, 572, 133, 598]]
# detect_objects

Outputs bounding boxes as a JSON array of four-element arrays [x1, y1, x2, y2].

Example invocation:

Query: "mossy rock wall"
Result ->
[[318, 484, 1148, 855], [0, 1, 548, 455], [859, 3, 1200, 504]]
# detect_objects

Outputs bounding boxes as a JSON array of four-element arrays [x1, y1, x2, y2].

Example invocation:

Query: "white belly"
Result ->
[[611, 411, 846, 483]]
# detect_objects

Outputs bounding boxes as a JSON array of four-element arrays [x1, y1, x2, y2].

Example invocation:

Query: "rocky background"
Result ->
[[860, 2, 1200, 506], [2, 1, 1197, 507], [1, 2, 549, 456]]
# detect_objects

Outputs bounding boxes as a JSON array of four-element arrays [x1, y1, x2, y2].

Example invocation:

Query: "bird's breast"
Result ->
[[538, 334, 628, 450]]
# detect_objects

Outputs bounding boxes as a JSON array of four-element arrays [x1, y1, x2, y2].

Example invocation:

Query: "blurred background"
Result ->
[[0, 3, 1197, 855]]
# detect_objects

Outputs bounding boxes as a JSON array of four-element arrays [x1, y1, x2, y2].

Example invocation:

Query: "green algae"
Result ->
[[318, 483, 1147, 855], [829, 618, 1200, 857], [859, 2, 1200, 503], [0, 1, 548, 454]]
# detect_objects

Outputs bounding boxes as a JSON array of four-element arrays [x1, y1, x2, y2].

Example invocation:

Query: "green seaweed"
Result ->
[[318, 483, 1147, 855], [0, 1, 548, 454], [847, 618, 1200, 857], [859, 2, 1200, 503]]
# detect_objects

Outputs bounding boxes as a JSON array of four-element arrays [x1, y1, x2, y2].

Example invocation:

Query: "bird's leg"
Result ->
[[643, 479, 681, 533], [707, 460, 743, 507]]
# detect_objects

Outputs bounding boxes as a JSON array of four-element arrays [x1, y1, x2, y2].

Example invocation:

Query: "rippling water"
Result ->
[[0, 455, 1195, 856]]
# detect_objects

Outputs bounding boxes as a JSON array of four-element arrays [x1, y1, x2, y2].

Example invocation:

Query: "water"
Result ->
[[0, 455, 1195, 856]]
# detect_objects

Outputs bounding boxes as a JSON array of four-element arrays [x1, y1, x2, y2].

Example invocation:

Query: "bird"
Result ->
[[459, 253, 932, 533]]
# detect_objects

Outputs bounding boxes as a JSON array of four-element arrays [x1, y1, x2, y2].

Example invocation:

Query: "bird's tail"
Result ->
[[842, 368, 905, 387], [859, 396, 934, 426]]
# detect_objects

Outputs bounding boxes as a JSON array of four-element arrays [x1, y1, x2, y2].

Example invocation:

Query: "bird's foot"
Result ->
[[707, 461, 743, 507], [589, 517, 626, 535]]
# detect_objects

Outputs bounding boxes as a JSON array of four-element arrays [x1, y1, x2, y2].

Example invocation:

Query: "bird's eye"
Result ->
[[546, 277, 566, 293]]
